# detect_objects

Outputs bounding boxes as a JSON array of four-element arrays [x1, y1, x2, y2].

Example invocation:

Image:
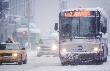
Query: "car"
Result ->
[[0, 42, 27, 65], [36, 38, 59, 57]]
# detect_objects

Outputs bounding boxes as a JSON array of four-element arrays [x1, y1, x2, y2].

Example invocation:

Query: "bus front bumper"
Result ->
[[60, 52, 101, 62]]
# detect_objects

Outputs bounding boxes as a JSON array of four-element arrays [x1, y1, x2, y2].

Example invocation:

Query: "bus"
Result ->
[[54, 7, 108, 65]]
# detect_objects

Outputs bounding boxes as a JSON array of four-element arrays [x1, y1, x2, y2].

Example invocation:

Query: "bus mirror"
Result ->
[[102, 27, 107, 34], [54, 23, 58, 31]]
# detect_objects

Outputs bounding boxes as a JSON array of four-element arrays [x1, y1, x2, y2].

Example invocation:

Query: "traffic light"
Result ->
[[22, 31, 27, 35]]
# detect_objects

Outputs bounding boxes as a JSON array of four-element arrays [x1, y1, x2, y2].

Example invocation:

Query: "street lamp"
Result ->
[[59, 0, 67, 12], [59, 0, 62, 12]]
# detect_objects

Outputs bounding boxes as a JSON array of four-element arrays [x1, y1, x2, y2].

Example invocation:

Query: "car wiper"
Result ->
[[0, 49, 5, 50], [8, 49, 12, 50]]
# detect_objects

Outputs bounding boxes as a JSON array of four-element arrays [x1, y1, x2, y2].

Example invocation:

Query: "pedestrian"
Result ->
[[5, 38, 13, 43]]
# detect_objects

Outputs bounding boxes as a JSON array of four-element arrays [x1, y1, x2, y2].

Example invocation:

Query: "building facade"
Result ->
[[9, 0, 35, 17], [8, 0, 36, 25], [0, 0, 36, 43]]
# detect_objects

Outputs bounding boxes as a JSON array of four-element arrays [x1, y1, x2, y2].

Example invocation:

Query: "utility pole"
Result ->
[[27, 0, 31, 51], [59, 0, 62, 12], [59, 0, 67, 12]]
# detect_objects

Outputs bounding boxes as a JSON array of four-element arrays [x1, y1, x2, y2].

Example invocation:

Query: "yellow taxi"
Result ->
[[0, 42, 27, 65]]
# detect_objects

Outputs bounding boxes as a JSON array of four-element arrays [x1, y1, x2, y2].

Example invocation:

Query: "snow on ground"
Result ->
[[0, 44, 110, 71]]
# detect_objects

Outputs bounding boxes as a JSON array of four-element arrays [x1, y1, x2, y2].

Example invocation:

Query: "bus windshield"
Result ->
[[60, 17, 100, 39]]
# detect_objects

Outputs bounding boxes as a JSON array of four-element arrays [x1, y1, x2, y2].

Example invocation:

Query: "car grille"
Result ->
[[42, 49, 51, 51], [0, 53, 12, 56], [41, 46, 50, 48]]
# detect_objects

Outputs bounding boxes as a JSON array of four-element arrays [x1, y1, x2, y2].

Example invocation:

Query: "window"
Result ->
[[0, 44, 20, 50]]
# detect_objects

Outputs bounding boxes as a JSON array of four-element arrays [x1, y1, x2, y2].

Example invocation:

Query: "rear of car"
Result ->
[[0, 42, 27, 65], [36, 38, 59, 57]]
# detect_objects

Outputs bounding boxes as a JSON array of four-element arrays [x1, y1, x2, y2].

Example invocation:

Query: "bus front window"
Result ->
[[60, 17, 100, 39]]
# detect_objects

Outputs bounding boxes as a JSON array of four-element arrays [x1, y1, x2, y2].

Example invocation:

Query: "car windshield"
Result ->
[[39, 39, 56, 44], [0, 44, 20, 50]]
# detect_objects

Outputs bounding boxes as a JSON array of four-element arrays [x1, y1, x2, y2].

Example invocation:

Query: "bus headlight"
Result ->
[[37, 46, 41, 50], [94, 47, 100, 52], [52, 45, 57, 50], [60, 48, 66, 52]]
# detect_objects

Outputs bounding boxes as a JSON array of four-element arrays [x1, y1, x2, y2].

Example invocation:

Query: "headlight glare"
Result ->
[[63, 49, 66, 52], [52, 45, 57, 50], [60, 48, 66, 52], [94, 47, 100, 52], [37, 46, 41, 50], [14, 54, 18, 56]]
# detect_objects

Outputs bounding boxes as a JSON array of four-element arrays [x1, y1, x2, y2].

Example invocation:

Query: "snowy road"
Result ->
[[0, 48, 110, 71], [0, 51, 110, 71]]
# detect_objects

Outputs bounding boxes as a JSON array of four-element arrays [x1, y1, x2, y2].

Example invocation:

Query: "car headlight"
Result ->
[[94, 47, 100, 52], [37, 46, 41, 50], [60, 48, 66, 52], [14, 53, 19, 56], [52, 45, 57, 50]]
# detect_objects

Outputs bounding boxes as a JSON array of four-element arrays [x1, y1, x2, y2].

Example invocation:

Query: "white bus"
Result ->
[[55, 7, 108, 65]]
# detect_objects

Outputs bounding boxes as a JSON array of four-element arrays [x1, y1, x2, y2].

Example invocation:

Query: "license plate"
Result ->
[[4, 56, 8, 60], [78, 45, 83, 50], [42, 49, 50, 51]]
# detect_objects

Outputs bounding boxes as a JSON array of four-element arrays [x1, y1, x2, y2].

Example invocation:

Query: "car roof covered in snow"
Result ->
[[0, 42, 20, 44], [16, 28, 40, 33]]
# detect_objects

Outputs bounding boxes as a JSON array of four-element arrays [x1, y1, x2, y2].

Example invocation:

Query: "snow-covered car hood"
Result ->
[[38, 43, 57, 48]]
